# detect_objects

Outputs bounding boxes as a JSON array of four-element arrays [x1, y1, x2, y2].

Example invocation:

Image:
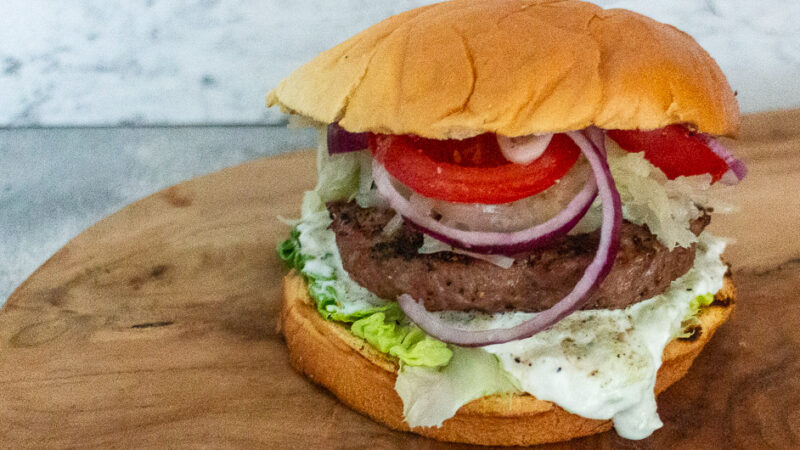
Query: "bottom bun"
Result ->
[[279, 270, 736, 446]]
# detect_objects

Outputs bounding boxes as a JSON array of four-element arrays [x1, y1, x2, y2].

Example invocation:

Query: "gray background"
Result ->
[[3, 0, 800, 303]]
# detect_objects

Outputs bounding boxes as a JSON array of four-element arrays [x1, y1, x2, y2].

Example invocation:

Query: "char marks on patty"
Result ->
[[328, 201, 709, 314]]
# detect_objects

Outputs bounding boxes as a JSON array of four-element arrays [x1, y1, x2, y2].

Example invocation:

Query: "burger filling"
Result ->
[[328, 200, 708, 313], [278, 124, 742, 439]]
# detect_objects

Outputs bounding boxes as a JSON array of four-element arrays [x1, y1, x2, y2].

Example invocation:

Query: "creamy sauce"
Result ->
[[475, 233, 727, 439], [497, 133, 553, 164]]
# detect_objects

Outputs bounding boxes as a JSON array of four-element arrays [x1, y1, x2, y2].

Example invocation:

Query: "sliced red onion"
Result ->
[[372, 165, 597, 255], [584, 126, 607, 156], [327, 122, 368, 154], [497, 133, 553, 164], [700, 134, 747, 185], [397, 131, 622, 346]]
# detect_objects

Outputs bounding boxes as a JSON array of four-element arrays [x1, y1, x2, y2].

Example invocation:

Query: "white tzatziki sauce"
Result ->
[[464, 232, 727, 439]]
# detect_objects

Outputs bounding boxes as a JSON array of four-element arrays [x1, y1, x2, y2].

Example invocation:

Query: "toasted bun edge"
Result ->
[[279, 270, 736, 446]]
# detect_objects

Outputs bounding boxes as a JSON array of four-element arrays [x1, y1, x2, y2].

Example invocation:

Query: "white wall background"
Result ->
[[1, 0, 800, 127]]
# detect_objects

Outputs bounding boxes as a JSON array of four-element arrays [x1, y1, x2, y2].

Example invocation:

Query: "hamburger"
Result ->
[[268, 0, 746, 445]]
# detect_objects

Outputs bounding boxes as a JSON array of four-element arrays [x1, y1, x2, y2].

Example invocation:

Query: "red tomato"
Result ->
[[370, 133, 580, 204], [606, 125, 728, 182]]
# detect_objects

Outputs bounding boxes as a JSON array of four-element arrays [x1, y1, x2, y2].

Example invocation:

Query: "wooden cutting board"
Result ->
[[2, 110, 799, 448]]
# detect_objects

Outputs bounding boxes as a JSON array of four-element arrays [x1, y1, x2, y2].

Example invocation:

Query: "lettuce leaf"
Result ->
[[277, 227, 308, 270], [351, 311, 452, 367], [677, 292, 716, 338], [688, 292, 715, 317], [395, 347, 520, 427], [313, 135, 380, 207]]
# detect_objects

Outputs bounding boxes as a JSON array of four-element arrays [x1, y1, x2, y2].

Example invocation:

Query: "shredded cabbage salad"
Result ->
[[277, 131, 729, 439]]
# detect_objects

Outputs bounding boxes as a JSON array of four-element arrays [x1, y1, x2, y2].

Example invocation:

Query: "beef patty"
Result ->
[[328, 201, 709, 313]]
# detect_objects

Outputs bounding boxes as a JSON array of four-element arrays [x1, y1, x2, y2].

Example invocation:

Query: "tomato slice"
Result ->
[[606, 125, 728, 182], [369, 133, 580, 204]]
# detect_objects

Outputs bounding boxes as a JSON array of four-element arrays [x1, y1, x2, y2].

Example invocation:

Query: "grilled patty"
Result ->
[[328, 201, 709, 313]]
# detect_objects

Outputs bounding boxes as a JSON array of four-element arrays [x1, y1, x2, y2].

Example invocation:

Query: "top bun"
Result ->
[[267, 0, 739, 139]]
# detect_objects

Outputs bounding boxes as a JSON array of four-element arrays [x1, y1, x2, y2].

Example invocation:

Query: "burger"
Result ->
[[268, 0, 745, 445]]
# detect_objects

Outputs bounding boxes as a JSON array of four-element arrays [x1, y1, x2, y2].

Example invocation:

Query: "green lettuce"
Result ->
[[677, 292, 716, 338], [688, 292, 715, 316], [277, 227, 308, 270], [351, 311, 452, 367], [314, 141, 362, 204], [395, 347, 520, 427]]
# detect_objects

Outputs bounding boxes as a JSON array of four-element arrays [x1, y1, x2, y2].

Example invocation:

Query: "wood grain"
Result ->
[[1, 110, 799, 448]]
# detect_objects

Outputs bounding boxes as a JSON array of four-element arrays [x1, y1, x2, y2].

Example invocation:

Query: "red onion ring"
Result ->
[[700, 134, 747, 185], [397, 131, 622, 346], [327, 122, 369, 154], [372, 165, 598, 255], [585, 126, 607, 156]]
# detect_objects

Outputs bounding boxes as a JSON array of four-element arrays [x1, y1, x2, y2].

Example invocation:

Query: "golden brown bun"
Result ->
[[279, 270, 736, 446], [267, 0, 739, 139]]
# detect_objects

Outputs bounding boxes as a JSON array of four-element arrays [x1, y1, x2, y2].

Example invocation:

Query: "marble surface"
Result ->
[[0, 0, 438, 126], [1, 0, 800, 127]]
